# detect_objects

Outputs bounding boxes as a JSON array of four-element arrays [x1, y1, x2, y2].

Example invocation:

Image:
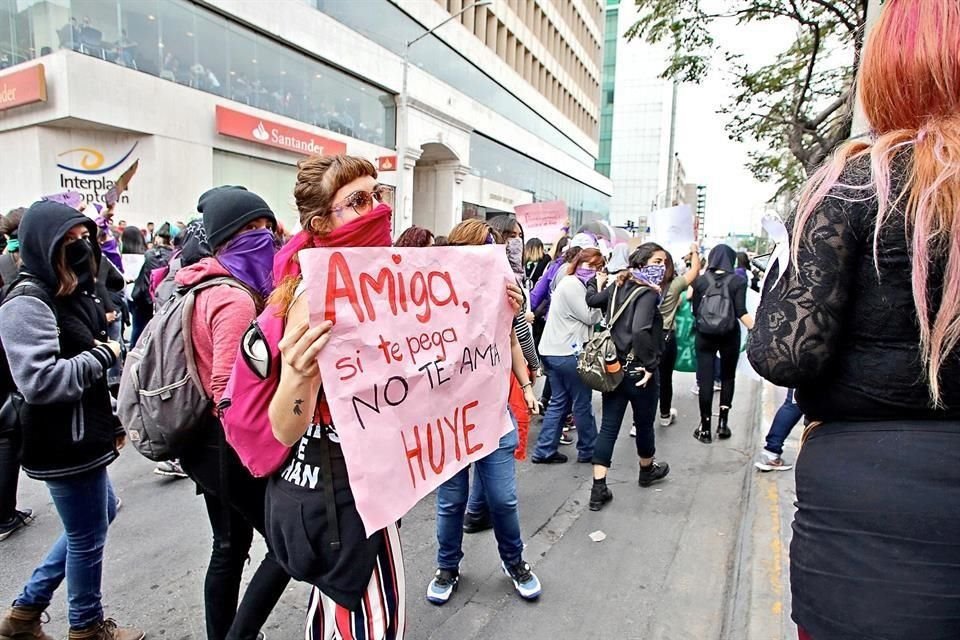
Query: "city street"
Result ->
[[1, 373, 794, 640]]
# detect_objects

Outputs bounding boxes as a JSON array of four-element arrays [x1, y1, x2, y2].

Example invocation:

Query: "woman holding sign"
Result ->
[[268, 155, 407, 640]]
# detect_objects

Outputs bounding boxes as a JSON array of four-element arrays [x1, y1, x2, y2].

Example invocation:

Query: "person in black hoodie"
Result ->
[[0, 201, 143, 640], [128, 225, 172, 348], [691, 244, 754, 443], [585, 243, 671, 511]]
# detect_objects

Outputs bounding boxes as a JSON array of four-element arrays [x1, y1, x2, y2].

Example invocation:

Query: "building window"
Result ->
[[10, 0, 395, 147]]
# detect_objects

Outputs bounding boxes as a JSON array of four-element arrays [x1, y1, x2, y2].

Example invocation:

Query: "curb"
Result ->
[[721, 381, 795, 640]]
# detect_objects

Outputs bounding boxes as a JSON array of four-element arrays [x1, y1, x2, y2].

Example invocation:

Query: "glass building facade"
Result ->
[[469, 133, 608, 229], [594, 0, 619, 178], [0, 0, 396, 146]]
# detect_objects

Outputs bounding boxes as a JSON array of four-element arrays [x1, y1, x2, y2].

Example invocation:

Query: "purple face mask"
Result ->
[[574, 267, 596, 284], [217, 228, 276, 298]]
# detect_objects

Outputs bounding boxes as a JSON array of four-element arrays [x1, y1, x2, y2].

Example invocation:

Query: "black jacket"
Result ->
[[586, 278, 663, 371], [0, 202, 120, 479], [748, 154, 960, 421], [131, 245, 172, 305]]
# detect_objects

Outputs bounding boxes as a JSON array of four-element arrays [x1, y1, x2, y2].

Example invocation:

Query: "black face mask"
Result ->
[[64, 238, 94, 284]]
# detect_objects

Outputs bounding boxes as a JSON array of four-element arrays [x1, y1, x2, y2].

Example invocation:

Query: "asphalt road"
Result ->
[[1, 372, 763, 640]]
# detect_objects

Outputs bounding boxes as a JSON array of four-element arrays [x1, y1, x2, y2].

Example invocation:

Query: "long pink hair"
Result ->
[[792, 0, 960, 405]]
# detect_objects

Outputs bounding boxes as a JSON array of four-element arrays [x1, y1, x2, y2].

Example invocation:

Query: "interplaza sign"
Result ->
[[0, 64, 47, 112], [215, 105, 346, 156]]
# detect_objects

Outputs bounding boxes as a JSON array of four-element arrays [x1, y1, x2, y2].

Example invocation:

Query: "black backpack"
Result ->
[[0, 276, 57, 436], [696, 272, 737, 336]]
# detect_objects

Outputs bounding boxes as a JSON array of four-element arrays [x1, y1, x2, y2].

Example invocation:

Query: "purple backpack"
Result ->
[[219, 303, 291, 477]]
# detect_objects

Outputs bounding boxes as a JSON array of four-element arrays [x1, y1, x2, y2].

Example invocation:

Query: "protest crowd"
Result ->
[[1, 2, 960, 639]]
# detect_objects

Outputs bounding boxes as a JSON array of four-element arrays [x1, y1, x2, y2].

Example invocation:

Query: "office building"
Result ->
[[0, 0, 612, 235]]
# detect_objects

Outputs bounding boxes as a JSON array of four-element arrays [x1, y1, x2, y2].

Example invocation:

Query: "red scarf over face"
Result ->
[[273, 203, 393, 283]]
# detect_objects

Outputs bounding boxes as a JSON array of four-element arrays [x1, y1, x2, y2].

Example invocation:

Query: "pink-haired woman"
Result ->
[[748, 1, 960, 638]]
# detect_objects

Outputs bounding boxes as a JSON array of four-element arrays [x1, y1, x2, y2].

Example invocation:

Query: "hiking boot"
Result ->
[[0, 509, 35, 542], [589, 480, 613, 511], [502, 560, 542, 600], [67, 619, 144, 640], [426, 568, 460, 605], [693, 417, 712, 444], [153, 460, 188, 479], [638, 461, 670, 487], [754, 450, 793, 472], [462, 510, 493, 534], [659, 409, 677, 427], [717, 408, 732, 440], [0, 605, 54, 640]]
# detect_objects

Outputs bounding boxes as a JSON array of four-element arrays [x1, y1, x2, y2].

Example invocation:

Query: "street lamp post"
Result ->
[[396, 0, 492, 230]]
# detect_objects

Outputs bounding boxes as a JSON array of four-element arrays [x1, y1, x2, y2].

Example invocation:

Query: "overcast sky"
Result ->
[[671, 17, 799, 237]]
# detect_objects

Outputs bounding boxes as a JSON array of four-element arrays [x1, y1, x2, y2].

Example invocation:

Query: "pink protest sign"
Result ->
[[299, 246, 516, 536], [514, 200, 569, 244]]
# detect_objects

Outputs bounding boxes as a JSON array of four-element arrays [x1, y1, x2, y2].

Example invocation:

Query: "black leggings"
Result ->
[[181, 431, 291, 640], [658, 331, 678, 416], [0, 423, 22, 523], [695, 330, 740, 421]]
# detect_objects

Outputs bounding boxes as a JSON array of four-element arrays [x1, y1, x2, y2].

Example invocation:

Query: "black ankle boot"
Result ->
[[694, 416, 712, 443], [717, 407, 732, 440], [589, 478, 613, 511]]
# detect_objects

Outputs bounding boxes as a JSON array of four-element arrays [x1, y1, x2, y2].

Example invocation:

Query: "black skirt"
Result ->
[[791, 420, 960, 640]]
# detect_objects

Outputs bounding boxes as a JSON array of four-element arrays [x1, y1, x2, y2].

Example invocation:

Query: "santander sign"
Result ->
[[0, 64, 47, 112], [216, 105, 347, 156]]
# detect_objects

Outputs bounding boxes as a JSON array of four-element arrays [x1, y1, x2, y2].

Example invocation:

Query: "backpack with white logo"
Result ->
[[218, 302, 293, 477], [118, 276, 253, 461], [696, 272, 737, 336]]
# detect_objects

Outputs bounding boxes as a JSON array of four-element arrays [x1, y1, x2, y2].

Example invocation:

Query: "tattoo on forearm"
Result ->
[[293, 399, 304, 416]]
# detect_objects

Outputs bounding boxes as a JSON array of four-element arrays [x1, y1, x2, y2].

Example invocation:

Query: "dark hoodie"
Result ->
[[0, 201, 120, 479], [691, 244, 749, 327]]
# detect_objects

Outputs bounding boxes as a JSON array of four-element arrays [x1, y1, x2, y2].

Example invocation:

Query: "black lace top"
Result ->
[[747, 154, 960, 422]]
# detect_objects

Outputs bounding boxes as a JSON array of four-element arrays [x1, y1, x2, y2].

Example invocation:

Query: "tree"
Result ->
[[626, 0, 869, 197]]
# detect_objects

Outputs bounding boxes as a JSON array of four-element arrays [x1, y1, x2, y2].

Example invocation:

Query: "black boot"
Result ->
[[462, 510, 493, 534], [693, 416, 712, 443], [589, 478, 613, 511], [717, 407, 732, 440]]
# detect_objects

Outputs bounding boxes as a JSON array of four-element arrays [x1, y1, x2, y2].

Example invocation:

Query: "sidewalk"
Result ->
[[728, 383, 800, 640]]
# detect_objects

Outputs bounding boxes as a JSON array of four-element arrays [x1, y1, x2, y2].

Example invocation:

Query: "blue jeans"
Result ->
[[763, 389, 803, 456], [16, 467, 117, 629], [436, 426, 523, 569], [534, 355, 597, 461]]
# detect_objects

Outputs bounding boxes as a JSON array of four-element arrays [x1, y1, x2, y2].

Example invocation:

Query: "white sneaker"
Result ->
[[659, 409, 678, 427], [629, 426, 637, 437], [691, 384, 700, 395], [754, 450, 793, 472]]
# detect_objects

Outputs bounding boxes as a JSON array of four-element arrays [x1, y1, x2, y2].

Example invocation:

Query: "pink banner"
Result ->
[[514, 200, 569, 245], [300, 246, 516, 536]]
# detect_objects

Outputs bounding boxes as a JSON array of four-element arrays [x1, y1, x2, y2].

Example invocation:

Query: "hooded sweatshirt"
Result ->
[[175, 257, 258, 407], [691, 244, 748, 327], [0, 201, 120, 479]]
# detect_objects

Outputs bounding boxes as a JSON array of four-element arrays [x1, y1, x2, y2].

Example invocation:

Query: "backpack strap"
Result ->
[[316, 385, 342, 552], [2, 275, 57, 320], [607, 284, 644, 328], [180, 277, 259, 394]]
